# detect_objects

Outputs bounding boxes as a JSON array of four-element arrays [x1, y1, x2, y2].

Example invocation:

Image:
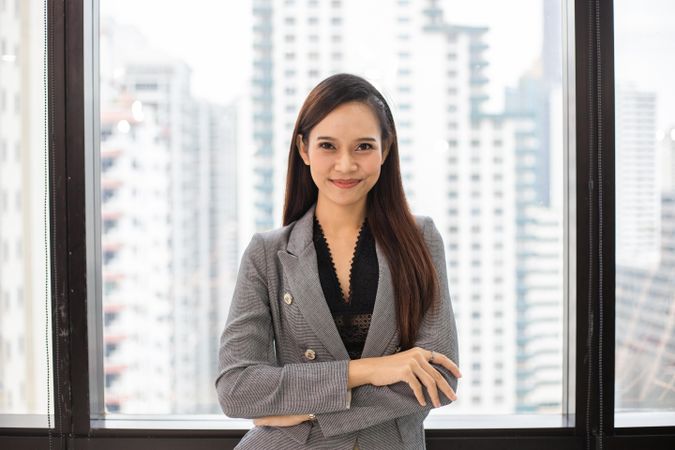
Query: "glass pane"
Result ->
[[99, 0, 566, 419], [614, 0, 675, 425], [0, 0, 53, 421]]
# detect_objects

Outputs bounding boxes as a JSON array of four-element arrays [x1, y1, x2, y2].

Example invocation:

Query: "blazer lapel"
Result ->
[[361, 239, 398, 358], [277, 202, 398, 361]]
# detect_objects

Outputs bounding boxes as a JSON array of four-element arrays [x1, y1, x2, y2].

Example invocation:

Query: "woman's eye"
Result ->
[[318, 142, 373, 150]]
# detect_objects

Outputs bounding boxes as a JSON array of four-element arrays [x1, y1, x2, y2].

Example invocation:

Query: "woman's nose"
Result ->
[[336, 150, 356, 171]]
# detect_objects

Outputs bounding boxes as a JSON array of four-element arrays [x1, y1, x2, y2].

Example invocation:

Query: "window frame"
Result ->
[[1, 0, 674, 448]]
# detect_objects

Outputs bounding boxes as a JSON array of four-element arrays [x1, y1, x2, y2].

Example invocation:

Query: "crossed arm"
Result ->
[[314, 217, 459, 436], [215, 232, 352, 419], [215, 217, 459, 438]]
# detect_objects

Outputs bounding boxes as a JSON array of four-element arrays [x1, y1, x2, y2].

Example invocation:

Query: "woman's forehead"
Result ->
[[311, 103, 380, 140]]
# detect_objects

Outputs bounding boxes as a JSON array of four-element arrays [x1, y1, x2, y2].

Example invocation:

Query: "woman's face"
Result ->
[[297, 101, 389, 209]]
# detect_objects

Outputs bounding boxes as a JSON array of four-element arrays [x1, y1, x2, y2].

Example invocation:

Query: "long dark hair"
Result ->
[[282, 73, 440, 350]]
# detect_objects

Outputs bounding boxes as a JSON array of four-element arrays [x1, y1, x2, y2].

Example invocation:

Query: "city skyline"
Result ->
[[101, 0, 675, 134], [96, 0, 565, 415], [101, 0, 543, 112]]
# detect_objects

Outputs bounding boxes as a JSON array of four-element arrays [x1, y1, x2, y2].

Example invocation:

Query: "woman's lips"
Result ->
[[331, 179, 361, 189]]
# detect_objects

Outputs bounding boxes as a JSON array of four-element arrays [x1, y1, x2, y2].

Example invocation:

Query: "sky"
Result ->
[[101, 0, 251, 104]]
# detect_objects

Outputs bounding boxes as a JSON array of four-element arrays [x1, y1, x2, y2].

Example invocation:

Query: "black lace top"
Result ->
[[313, 214, 379, 360]]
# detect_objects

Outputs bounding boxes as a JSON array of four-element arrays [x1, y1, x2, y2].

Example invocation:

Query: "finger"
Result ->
[[413, 360, 442, 408], [431, 351, 462, 379], [425, 361, 454, 406], [429, 354, 459, 401], [404, 368, 427, 406], [432, 366, 457, 401], [444, 356, 463, 379], [416, 350, 444, 407]]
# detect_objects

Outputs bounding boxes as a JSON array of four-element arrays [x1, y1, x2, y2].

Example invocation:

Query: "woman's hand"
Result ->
[[253, 414, 312, 427], [369, 347, 461, 408]]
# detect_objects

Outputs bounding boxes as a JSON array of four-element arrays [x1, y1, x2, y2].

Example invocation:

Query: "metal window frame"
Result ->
[[1, 0, 674, 448]]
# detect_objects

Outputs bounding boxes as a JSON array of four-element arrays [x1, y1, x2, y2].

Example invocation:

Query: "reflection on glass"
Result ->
[[99, 0, 564, 417], [0, 0, 52, 417], [614, 0, 675, 419]]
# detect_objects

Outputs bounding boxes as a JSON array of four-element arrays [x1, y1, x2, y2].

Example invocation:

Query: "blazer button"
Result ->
[[304, 349, 316, 360], [394, 345, 401, 353], [283, 292, 293, 304]]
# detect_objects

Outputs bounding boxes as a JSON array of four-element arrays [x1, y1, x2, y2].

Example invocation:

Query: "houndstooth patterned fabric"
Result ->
[[215, 202, 459, 449]]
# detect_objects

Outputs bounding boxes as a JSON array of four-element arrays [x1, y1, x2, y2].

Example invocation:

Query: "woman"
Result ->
[[215, 73, 461, 449]]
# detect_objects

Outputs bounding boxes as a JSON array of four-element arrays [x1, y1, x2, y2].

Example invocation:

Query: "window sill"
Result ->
[[88, 412, 572, 431], [0, 415, 52, 429]]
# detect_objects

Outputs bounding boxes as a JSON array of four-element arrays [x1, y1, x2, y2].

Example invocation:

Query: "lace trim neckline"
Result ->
[[313, 214, 368, 305]]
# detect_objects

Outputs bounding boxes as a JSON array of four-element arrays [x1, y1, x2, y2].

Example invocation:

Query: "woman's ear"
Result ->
[[297, 134, 310, 166]]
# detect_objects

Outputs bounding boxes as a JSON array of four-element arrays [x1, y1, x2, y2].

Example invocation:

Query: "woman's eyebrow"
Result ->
[[316, 136, 377, 142]]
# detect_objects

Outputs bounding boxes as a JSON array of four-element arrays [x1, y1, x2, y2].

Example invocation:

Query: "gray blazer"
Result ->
[[215, 201, 459, 449]]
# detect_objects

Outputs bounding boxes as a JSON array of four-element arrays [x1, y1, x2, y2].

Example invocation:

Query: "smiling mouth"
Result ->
[[331, 179, 361, 188]]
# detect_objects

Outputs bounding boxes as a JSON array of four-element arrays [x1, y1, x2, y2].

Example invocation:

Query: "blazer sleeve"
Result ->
[[314, 216, 460, 438], [215, 232, 353, 419]]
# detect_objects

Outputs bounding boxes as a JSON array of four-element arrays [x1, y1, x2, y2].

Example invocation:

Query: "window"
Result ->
[[0, 0, 52, 427], [614, 0, 675, 427], [95, 0, 567, 425], [3, 0, 672, 448]]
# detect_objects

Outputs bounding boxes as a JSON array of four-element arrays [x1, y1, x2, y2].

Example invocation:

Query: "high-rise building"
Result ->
[[0, 0, 51, 415], [661, 125, 675, 193], [615, 190, 675, 410], [616, 85, 660, 270], [194, 100, 240, 413], [615, 118, 675, 411], [247, 0, 566, 414], [506, 70, 565, 413], [99, 93, 173, 413], [502, 1, 565, 412], [516, 205, 563, 413], [99, 18, 238, 414]]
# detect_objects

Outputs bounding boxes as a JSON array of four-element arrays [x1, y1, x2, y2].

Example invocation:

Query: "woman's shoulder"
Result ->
[[412, 213, 435, 234], [412, 213, 430, 230], [412, 214, 443, 249], [237, 225, 293, 277], [247, 222, 294, 252]]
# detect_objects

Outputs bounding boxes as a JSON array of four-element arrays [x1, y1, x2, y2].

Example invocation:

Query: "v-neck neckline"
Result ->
[[313, 214, 367, 305]]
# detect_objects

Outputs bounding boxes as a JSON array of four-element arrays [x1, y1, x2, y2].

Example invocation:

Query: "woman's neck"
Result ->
[[314, 197, 367, 238]]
